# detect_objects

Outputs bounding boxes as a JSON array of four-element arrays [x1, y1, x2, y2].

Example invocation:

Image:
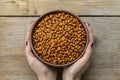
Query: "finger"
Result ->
[[78, 63, 90, 76], [81, 22, 94, 61], [85, 22, 94, 44], [26, 21, 35, 41], [25, 40, 38, 66], [75, 63, 90, 80], [25, 40, 47, 67], [25, 40, 35, 59], [81, 43, 93, 62]]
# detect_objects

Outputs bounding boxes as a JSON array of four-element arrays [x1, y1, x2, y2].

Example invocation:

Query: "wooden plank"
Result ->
[[0, 0, 120, 15], [0, 17, 120, 80], [0, 17, 38, 80]]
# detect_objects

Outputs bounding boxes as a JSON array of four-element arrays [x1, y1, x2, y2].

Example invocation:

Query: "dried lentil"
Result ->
[[32, 12, 87, 65]]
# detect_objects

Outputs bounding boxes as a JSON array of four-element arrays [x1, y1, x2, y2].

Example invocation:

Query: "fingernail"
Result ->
[[91, 43, 94, 47], [84, 22, 86, 24], [26, 41, 28, 46], [87, 22, 90, 26]]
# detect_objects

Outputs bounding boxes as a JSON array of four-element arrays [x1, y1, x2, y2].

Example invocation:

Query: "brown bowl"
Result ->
[[30, 10, 89, 67]]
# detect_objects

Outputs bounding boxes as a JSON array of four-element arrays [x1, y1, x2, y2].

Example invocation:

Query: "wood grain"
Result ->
[[0, 0, 120, 15], [0, 17, 120, 80], [0, 17, 37, 80]]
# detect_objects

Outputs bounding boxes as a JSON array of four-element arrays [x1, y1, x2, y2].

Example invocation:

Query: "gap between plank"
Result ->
[[0, 15, 120, 17]]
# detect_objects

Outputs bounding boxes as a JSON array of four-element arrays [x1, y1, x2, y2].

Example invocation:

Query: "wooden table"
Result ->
[[0, 0, 120, 80]]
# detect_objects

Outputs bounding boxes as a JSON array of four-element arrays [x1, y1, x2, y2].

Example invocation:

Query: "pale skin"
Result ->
[[25, 22, 94, 80]]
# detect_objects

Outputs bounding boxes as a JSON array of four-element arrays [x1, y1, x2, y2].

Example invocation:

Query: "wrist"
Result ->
[[74, 76, 81, 80], [63, 74, 74, 80], [37, 74, 56, 80], [37, 74, 46, 80]]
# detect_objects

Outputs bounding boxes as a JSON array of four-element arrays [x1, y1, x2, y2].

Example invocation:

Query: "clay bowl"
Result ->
[[30, 10, 89, 67]]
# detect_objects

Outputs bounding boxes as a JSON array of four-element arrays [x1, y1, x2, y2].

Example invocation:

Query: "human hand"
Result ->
[[25, 21, 57, 80], [63, 22, 94, 80]]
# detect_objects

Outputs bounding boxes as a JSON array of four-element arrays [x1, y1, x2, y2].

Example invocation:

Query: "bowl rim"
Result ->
[[30, 10, 89, 67]]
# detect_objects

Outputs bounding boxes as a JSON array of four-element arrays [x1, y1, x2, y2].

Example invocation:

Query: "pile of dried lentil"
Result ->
[[32, 12, 87, 65]]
